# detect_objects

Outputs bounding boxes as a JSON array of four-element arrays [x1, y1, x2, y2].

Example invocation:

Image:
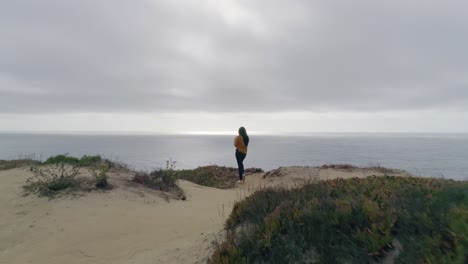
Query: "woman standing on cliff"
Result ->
[[234, 126, 249, 183]]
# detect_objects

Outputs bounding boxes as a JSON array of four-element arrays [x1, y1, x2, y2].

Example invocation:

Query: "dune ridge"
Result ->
[[0, 165, 412, 264]]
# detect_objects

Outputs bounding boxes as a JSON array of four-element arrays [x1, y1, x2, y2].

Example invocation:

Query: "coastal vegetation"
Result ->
[[210, 176, 468, 263], [25, 163, 82, 197], [131, 159, 186, 200], [0, 154, 39, 171], [175, 165, 263, 189], [12, 155, 264, 193], [23, 154, 110, 197], [90, 163, 110, 189], [42, 154, 102, 166], [41, 154, 129, 171]]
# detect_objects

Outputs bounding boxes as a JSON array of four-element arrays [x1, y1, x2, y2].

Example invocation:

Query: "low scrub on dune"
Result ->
[[321, 164, 360, 170], [90, 163, 110, 189], [43, 154, 102, 166], [175, 165, 263, 189], [25, 163, 82, 197], [0, 158, 39, 171], [320, 164, 401, 174], [132, 160, 186, 200], [43, 154, 131, 173], [133, 170, 180, 192], [24, 155, 112, 197], [210, 176, 468, 263]]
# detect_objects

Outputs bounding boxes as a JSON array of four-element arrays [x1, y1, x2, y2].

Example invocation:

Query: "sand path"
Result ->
[[0, 168, 244, 264]]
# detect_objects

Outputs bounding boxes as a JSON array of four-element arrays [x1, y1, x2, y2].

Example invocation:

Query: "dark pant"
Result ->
[[235, 149, 246, 180]]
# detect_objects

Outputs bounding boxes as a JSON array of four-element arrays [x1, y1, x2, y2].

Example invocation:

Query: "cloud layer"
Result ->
[[1, 0, 468, 114]]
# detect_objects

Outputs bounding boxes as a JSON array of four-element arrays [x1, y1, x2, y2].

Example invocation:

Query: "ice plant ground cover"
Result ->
[[210, 176, 468, 263]]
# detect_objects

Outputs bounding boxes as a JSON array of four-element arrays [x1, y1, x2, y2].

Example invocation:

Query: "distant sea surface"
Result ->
[[0, 133, 467, 180]]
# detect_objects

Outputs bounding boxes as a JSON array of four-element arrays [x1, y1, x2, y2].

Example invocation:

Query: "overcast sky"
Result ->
[[1, 0, 468, 133]]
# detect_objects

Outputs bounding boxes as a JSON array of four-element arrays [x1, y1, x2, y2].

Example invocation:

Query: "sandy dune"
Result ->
[[0, 166, 411, 264]]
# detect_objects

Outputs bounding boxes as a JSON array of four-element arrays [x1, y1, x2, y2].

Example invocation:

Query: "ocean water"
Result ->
[[0, 133, 467, 180]]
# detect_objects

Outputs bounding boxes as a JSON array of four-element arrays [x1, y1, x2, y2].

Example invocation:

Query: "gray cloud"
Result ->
[[1, 0, 468, 113]]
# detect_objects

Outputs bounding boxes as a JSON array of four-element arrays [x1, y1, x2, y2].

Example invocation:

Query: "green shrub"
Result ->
[[25, 164, 81, 197], [132, 159, 183, 194], [43, 154, 80, 165], [90, 163, 109, 189], [176, 166, 264, 189], [145, 169, 178, 191], [26, 155, 111, 196], [175, 166, 235, 189], [80, 155, 102, 166], [210, 176, 468, 263], [103, 159, 131, 172], [42, 154, 102, 166]]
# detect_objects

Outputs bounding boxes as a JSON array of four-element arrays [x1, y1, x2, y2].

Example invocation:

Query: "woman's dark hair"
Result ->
[[238, 126, 249, 146]]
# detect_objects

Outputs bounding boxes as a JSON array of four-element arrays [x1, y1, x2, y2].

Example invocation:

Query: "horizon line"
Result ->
[[1, 131, 468, 136]]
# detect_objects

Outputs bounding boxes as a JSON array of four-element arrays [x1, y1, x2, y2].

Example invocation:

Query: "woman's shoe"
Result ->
[[236, 180, 243, 184]]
